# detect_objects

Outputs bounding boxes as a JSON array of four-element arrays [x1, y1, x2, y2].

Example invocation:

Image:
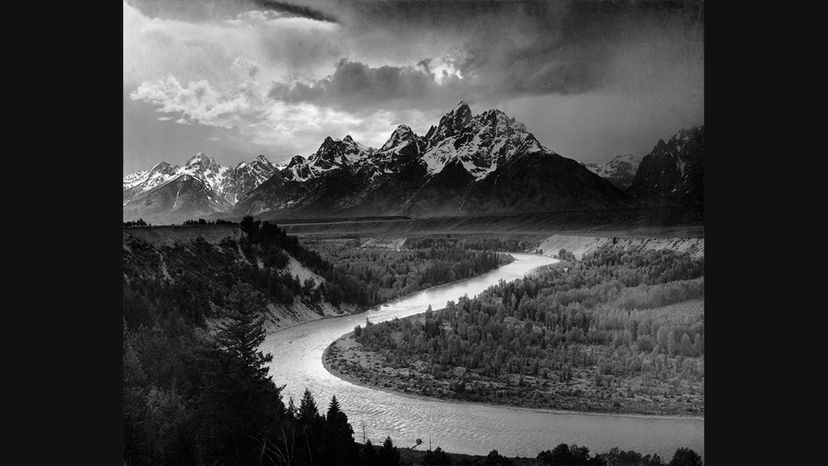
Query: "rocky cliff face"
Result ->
[[628, 126, 704, 211]]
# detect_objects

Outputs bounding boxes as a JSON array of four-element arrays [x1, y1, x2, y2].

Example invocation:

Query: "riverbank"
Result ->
[[323, 317, 704, 418]]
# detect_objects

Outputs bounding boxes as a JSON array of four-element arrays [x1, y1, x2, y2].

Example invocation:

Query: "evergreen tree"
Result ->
[[298, 388, 319, 425], [378, 436, 401, 466], [323, 395, 358, 465], [669, 447, 703, 466], [193, 306, 286, 465]]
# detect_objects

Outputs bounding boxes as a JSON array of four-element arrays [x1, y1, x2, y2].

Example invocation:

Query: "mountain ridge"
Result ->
[[124, 103, 703, 224]]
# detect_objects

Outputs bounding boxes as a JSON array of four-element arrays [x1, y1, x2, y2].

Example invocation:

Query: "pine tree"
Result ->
[[298, 388, 319, 425], [378, 436, 400, 466], [194, 304, 285, 465], [324, 395, 357, 465]]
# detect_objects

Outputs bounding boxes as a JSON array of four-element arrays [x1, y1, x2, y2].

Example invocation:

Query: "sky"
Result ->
[[123, 0, 704, 175]]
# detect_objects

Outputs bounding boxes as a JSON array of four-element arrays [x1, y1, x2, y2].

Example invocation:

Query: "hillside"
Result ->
[[123, 223, 356, 331], [537, 234, 704, 260]]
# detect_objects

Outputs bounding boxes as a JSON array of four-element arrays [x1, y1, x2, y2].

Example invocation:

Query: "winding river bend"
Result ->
[[261, 253, 704, 459]]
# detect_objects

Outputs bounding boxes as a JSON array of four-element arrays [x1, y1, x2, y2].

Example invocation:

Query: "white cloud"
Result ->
[[124, 0, 451, 159], [130, 71, 415, 157], [123, 1, 344, 87]]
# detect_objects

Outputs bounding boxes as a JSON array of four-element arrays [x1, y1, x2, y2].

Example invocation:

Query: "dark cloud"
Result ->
[[126, 0, 704, 166], [126, 0, 337, 22], [266, 1, 703, 113], [269, 59, 453, 109], [256, 0, 337, 22]]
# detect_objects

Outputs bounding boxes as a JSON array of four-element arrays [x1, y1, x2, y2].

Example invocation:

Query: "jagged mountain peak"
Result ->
[[315, 135, 367, 155], [453, 100, 471, 119], [254, 154, 273, 165], [429, 101, 473, 141], [152, 161, 177, 171], [124, 153, 279, 219], [380, 124, 418, 153], [235, 154, 275, 171], [420, 103, 552, 180], [305, 135, 373, 176], [628, 125, 704, 209], [185, 152, 218, 166], [287, 155, 305, 167]]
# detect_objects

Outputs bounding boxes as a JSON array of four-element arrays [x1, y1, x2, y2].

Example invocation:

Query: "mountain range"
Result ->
[[123, 102, 703, 224], [123, 154, 279, 223]]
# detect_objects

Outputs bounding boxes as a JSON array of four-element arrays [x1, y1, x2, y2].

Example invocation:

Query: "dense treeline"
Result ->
[[351, 248, 704, 413], [124, 219, 150, 227], [403, 236, 537, 253], [306, 239, 513, 307], [124, 218, 394, 330], [124, 282, 410, 465], [123, 219, 410, 464], [182, 218, 236, 225], [408, 443, 701, 466], [124, 234, 326, 330], [122, 221, 510, 464], [123, 221, 703, 463], [534, 444, 702, 466], [123, 221, 356, 464]]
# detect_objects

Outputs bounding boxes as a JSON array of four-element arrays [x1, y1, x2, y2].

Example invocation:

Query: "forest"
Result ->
[[402, 236, 538, 253], [344, 248, 705, 415], [124, 286, 410, 465], [123, 220, 514, 464], [305, 238, 512, 306]]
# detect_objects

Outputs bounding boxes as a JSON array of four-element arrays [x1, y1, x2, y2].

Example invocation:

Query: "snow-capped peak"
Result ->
[[254, 154, 273, 166], [420, 103, 553, 180], [124, 153, 278, 207], [185, 152, 215, 166], [380, 125, 417, 153], [342, 135, 371, 156], [582, 154, 641, 189]]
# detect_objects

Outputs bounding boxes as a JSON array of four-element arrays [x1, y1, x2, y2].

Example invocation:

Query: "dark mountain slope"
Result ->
[[628, 126, 704, 212]]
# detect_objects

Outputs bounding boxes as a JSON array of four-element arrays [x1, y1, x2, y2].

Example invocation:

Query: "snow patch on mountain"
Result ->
[[420, 104, 553, 180], [583, 154, 642, 190]]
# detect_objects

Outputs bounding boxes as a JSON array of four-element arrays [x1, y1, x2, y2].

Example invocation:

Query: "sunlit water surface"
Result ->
[[261, 253, 703, 459]]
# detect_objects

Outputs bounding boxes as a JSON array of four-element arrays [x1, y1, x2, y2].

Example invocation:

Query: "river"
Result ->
[[261, 253, 704, 459]]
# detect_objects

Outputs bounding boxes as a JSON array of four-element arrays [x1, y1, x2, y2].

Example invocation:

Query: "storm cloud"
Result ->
[[125, 0, 704, 171], [266, 1, 703, 114], [125, 0, 337, 22]]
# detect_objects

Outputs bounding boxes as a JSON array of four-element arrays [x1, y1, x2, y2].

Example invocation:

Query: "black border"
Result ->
[[28, 0, 784, 464]]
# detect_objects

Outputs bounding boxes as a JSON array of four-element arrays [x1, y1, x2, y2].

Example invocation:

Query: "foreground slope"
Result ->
[[123, 223, 353, 331]]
